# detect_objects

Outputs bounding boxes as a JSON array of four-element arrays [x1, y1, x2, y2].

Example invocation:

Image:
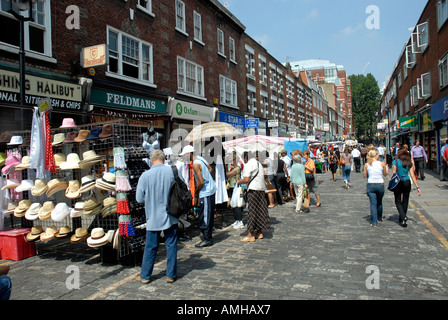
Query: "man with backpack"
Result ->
[[135, 149, 179, 284]]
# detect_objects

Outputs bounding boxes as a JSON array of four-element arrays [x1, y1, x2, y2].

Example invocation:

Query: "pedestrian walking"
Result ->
[[363, 149, 388, 228], [392, 149, 422, 228], [237, 153, 270, 242], [303, 150, 321, 208], [136, 149, 179, 284], [275, 153, 288, 204], [340, 148, 353, 189], [440, 139, 448, 181], [329, 149, 339, 181], [410, 140, 428, 180], [351, 147, 361, 172], [226, 152, 245, 230], [361, 145, 368, 165], [289, 155, 306, 213]]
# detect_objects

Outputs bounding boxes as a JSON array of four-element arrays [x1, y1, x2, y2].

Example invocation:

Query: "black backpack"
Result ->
[[168, 166, 193, 219]]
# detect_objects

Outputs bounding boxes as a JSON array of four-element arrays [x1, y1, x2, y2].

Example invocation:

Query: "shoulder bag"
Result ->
[[243, 162, 260, 202]]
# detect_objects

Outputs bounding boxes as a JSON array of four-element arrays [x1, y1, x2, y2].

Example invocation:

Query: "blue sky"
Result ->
[[219, 0, 428, 88]]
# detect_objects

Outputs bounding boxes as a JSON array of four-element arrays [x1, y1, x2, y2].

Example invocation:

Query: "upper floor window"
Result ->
[[217, 28, 225, 57], [193, 11, 203, 44], [219, 75, 238, 108], [439, 52, 448, 88], [175, 0, 186, 34], [177, 56, 204, 98], [438, 0, 448, 29], [229, 37, 236, 63], [137, 0, 154, 16]]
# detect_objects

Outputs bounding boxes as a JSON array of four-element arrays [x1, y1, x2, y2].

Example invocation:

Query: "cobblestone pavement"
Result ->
[[3, 169, 448, 301]]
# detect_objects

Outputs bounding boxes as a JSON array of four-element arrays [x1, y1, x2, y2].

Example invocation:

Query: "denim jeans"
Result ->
[[198, 194, 215, 243], [342, 165, 351, 184], [0, 275, 12, 300], [366, 183, 384, 225], [140, 224, 178, 280]]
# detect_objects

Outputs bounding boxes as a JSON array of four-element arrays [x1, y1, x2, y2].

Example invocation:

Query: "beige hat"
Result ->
[[74, 130, 91, 143], [101, 197, 117, 218], [112, 229, 120, 250], [79, 175, 96, 193], [95, 172, 116, 191], [55, 226, 71, 238], [3, 202, 17, 215], [70, 202, 85, 218], [31, 179, 48, 196], [79, 150, 104, 169], [65, 180, 81, 199], [46, 179, 69, 197], [70, 227, 89, 243], [15, 156, 31, 170], [52, 133, 66, 146], [14, 200, 31, 217], [59, 153, 81, 170], [87, 228, 111, 247], [25, 203, 42, 221], [40, 225, 58, 242], [25, 225, 44, 242], [38, 201, 55, 221], [54, 153, 66, 168], [2, 179, 20, 191]]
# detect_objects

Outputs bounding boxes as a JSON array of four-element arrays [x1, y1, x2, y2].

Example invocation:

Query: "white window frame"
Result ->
[[106, 26, 155, 87], [439, 52, 448, 89], [406, 45, 416, 68], [177, 56, 205, 99], [398, 71, 402, 87], [437, 0, 448, 30], [137, 0, 154, 17], [217, 28, 225, 57], [421, 72, 432, 99], [220, 75, 238, 108], [175, 0, 187, 36], [193, 11, 203, 45], [403, 62, 408, 79], [417, 21, 429, 52], [245, 49, 255, 79], [229, 37, 236, 64]]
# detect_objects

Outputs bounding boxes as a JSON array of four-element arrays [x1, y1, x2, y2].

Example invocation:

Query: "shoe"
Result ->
[[402, 217, 408, 228], [241, 236, 255, 242], [166, 277, 176, 283], [230, 221, 239, 227], [136, 275, 151, 284], [233, 221, 245, 229], [195, 240, 212, 248], [254, 232, 264, 239]]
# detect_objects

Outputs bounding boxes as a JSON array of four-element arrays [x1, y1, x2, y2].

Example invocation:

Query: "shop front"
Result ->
[[417, 109, 437, 172], [430, 95, 448, 170]]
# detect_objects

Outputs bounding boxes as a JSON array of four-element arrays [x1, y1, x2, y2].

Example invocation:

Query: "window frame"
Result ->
[[193, 11, 203, 45], [177, 56, 205, 100], [421, 72, 432, 99], [220, 75, 238, 109], [175, 0, 187, 36], [437, 0, 448, 30], [439, 52, 448, 89], [137, 0, 154, 17], [217, 28, 225, 58], [229, 37, 236, 64]]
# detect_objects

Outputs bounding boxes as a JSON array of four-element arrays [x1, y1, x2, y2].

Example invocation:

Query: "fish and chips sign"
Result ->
[[81, 44, 108, 68]]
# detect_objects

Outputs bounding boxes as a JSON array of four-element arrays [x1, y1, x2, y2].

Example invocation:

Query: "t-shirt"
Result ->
[[351, 149, 361, 158], [444, 147, 448, 164], [392, 159, 411, 181], [243, 158, 266, 191]]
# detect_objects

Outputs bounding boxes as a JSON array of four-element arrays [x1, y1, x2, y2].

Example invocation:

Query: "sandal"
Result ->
[[255, 233, 264, 239], [315, 203, 321, 207], [241, 236, 255, 242], [268, 205, 275, 209]]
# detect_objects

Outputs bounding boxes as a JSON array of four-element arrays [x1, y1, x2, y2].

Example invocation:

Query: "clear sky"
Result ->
[[219, 0, 429, 89]]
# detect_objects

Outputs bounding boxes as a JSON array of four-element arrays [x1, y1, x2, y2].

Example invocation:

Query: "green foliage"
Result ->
[[349, 73, 381, 140]]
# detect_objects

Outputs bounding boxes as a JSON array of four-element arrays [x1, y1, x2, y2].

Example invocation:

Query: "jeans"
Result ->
[[0, 275, 12, 300], [198, 194, 215, 243], [366, 183, 384, 225], [342, 165, 351, 184], [140, 224, 178, 280], [393, 180, 412, 222]]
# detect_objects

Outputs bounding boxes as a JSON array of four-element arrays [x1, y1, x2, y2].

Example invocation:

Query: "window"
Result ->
[[193, 11, 203, 44], [137, 0, 154, 16], [417, 22, 429, 51], [217, 29, 225, 57], [438, 0, 448, 29], [107, 27, 154, 85], [259, 55, 267, 85], [220, 75, 238, 108], [421, 72, 431, 98], [398, 71, 402, 87], [406, 45, 416, 68], [245, 49, 255, 78], [229, 37, 236, 63], [175, 0, 186, 34], [0, 0, 52, 57], [403, 62, 408, 79], [439, 52, 448, 88], [247, 90, 255, 115], [410, 86, 418, 107], [177, 57, 204, 98]]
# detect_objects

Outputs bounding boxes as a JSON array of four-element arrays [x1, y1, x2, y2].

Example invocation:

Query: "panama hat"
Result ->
[[86, 128, 101, 140], [96, 172, 116, 191], [60, 118, 77, 128], [101, 197, 117, 218], [1, 179, 21, 191], [83, 202, 103, 216], [59, 153, 81, 170], [78, 150, 104, 169], [1, 155, 21, 174], [54, 153, 66, 168], [52, 133, 66, 146], [51, 202, 71, 222], [79, 175, 96, 193], [15, 156, 31, 170], [70, 227, 89, 243], [38, 201, 55, 221], [16, 179, 34, 192], [7, 135, 23, 146], [99, 124, 114, 139], [87, 228, 112, 247], [70, 201, 85, 218], [46, 179, 69, 197], [65, 180, 81, 199], [63, 132, 78, 144], [31, 179, 48, 196], [40, 225, 58, 242], [55, 226, 72, 238], [25, 225, 44, 242], [14, 200, 31, 217], [25, 203, 42, 221], [179, 145, 195, 156], [74, 130, 90, 143], [3, 202, 17, 215]]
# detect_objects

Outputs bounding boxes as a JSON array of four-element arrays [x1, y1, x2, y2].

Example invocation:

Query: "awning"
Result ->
[[391, 129, 410, 139]]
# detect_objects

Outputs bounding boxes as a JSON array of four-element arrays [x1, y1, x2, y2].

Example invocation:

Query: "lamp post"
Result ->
[[7, 0, 36, 107]]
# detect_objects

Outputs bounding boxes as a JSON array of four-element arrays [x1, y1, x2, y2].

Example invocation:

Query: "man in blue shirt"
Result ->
[[180, 145, 216, 248], [136, 149, 178, 284], [410, 140, 428, 180], [441, 139, 448, 181]]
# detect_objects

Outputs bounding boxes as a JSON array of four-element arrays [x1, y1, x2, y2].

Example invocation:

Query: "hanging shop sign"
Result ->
[[430, 95, 448, 123], [218, 112, 245, 132], [81, 44, 108, 68], [90, 88, 166, 113], [169, 98, 217, 122], [0, 68, 82, 110]]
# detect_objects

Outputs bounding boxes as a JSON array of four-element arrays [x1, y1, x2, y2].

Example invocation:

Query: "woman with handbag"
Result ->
[[329, 149, 339, 181], [226, 152, 245, 230], [392, 149, 421, 227], [303, 150, 321, 208], [237, 153, 270, 242], [363, 149, 388, 227]]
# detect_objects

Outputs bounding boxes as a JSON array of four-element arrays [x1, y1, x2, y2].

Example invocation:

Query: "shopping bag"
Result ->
[[230, 184, 245, 208], [303, 188, 310, 210], [337, 168, 342, 176]]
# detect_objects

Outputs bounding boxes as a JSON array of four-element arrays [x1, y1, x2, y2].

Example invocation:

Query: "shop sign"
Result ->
[[169, 98, 216, 122], [0, 68, 82, 110], [419, 112, 433, 132], [90, 88, 166, 113], [323, 123, 330, 131], [267, 119, 279, 128], [398, 116, 416, 128], [430, 95, 448, 123], [81, 44, 107, 68], [218, 112, 245, 132], [245, 118, 259, 128]]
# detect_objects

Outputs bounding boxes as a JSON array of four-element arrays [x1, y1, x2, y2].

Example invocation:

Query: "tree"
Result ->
[[349, 73, 381, 142]]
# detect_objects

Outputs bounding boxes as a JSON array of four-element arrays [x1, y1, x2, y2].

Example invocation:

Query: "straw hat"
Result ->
[[83, 203, 103, 216], [38, 201, 55, 221], [59, 153, 81, 170], [55, 226, 71, 238], [52, 133, 66, 146], [31, 179, 48, 196], [3, 202, 17, 215], [1, 179, 20, 191], [16, 179, 34, 192], [40, 226, 58, 242], [78, 150, 104, 169], [14, 200, 31, 217], [70, 201, 85, 217], [70, 227, 89, 243], [74, 130, 90, 143], [51, 202, 71, 222], [60, 118, 77, 128], [54, 153, 66, 168], [25, 225, 44, 242], [101, 197, 117, 218], [15, 156, 31, 170], [46, 179, 69, 197], [79, 175, 96, 193], [99, 124, 114, 139], [65, 180, 81, 199], [95, 172, 116, 191], [25, 203, 42, 221], [63, 132, 78, 144], [87, 228, 113, 247]]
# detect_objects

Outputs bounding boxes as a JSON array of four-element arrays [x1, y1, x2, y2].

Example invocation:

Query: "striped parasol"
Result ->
[[185, 122, 243, 142]]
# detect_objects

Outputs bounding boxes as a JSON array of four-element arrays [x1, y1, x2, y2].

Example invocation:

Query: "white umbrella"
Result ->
[[185, 122, 243, 142], [222, 135, 285, 159]]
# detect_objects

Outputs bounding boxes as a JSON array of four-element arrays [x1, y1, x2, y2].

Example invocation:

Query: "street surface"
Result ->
[[3, 168, 448, 301]]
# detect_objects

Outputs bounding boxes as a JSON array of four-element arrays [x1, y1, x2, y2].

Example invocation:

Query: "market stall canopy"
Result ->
[[222, 135, 287, 159], [344, 140, 358, 146], [185, 122, 243, 142]]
